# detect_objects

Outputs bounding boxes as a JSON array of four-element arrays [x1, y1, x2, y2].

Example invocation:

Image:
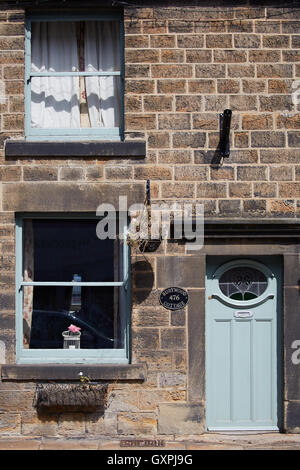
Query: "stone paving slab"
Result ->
[[185, 444, 245, 450], [0, 433, 299, 450], [40, 439, 100, 450], [0, 439, 41, 450]]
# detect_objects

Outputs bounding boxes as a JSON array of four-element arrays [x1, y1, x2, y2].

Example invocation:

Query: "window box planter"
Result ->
[[34, 382, 108, 411]]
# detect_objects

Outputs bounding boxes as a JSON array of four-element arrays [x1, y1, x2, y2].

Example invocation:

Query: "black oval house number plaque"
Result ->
[[159, 287, 188, 311]]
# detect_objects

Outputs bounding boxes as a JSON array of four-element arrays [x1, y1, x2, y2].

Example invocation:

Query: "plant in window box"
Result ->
[[34, 376, 109, 412], [62, 324, 81, 349]]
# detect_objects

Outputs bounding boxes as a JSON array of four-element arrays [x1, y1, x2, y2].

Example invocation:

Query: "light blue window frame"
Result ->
[[25, 12, 124, 141], [15, 213, 131, 364]]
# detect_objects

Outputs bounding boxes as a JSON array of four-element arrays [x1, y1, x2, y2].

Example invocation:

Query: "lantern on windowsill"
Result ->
[[62, 324, 81, 349]]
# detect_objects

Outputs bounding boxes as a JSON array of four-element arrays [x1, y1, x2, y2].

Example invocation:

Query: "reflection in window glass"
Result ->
[[27, 286, 118, 349]]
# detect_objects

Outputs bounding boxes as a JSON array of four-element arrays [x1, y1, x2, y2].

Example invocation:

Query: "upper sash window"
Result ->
[[25, 14, 123, 141]]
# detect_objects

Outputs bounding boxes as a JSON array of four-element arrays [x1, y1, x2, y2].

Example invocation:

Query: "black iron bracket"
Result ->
[[146, 179, 151, 206], [219, 109, 232, 158]]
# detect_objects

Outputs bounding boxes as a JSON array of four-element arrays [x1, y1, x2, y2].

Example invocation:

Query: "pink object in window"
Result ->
[[68, 324, 81, 333]]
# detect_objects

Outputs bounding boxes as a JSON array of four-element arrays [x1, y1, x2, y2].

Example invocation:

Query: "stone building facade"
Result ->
[[0, 0, 300, 438]]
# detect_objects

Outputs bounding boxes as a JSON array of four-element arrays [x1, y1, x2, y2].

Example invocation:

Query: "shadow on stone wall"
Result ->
[[131, 259, 155, 304]]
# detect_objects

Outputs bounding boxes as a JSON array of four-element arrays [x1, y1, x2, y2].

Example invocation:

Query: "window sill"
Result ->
[[1, 363, 147, 382], [4, 140, 146, 158]]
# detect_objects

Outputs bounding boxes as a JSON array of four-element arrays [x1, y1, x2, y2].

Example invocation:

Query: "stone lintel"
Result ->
[[3, 182, 145, 212]]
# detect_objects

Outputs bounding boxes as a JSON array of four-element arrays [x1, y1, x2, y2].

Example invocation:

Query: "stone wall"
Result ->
[[124, 4, 300, 219], [0, 2, 299, 438]]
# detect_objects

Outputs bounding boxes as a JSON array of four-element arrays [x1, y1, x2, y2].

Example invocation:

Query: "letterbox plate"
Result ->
[[234, 311, 253, 318]]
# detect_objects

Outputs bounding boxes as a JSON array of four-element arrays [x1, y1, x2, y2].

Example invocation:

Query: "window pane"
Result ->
[[84, 21, 120, 73], [31, 76, 80, 129], [31, 21, 79, 73], [31, 21, 120, 73], [23, 286, 125, 349], [84, 75, 121, 128], [31, 75, 121, 129], [23, 219, 120, 282]]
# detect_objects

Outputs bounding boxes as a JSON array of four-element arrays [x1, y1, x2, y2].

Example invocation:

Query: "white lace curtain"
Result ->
[[31, 21, 120, 129]]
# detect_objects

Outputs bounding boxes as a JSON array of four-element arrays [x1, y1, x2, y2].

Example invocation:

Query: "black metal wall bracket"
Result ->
[[219, 109, 232, 158], [146, 179, 151, 206]]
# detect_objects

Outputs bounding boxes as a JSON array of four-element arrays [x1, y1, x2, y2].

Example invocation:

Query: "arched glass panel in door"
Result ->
[[219, 266, 268, 301]]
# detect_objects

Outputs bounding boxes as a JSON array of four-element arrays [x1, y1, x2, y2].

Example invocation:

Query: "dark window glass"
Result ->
[[22, 219, 125, 350], [31, 219, 116, 282]]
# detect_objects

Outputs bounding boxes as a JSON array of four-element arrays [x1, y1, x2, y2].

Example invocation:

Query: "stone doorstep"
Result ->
[[174, 432, 300, 445]]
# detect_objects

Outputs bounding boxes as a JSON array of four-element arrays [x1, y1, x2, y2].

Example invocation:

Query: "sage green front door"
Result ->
[[206, 257, 281, 431]]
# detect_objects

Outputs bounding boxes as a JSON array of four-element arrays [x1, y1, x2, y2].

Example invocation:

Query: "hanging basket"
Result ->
[[34, 383, 108, 411], [138, 238, 162, 253], [127, 204, 162, 253]]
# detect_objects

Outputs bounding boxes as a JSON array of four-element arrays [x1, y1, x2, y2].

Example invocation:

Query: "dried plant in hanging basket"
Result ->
[[137, 238, 162, 253], [34, 383, 108, 412], [127, 201, 162, 253]]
